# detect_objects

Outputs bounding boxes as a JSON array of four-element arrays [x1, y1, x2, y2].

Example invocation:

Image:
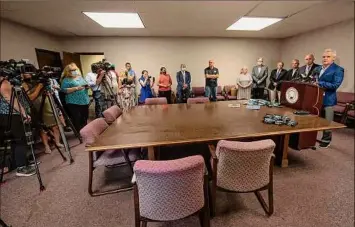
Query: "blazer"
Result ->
[[252, 65, 269, 88], [268, 68, 288, 90], [299, 63, 320, 77], [285, 68, 301, 81], [176, 71, 191, 91], [317, 63, 344, 107]]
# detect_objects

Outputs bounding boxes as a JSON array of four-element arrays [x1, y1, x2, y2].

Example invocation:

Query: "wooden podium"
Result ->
[[280, 81, 324, 150]]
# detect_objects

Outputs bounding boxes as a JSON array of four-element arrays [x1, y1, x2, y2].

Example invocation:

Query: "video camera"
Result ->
[[91, 59, 113, 73], [0, 59, 36, 85], [33, 66, 62, 86]]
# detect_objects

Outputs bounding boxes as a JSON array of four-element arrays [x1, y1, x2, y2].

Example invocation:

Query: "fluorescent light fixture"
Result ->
[[227, 17, 282, 31], [83, 12, 144, 28]]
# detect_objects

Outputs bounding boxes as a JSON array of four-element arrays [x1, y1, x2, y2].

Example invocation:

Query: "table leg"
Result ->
[[148, 146, 155, 160], [281, 134, 290, 168]]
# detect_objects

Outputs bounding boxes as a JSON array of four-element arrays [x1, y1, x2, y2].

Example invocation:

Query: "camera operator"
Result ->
[[85, 63, 105, 118], [22, 73, 64, 154], [0, 75, 36, 176], [105, 64, 119, 106], [61, 63, 90, 132], [139, 70, 154, 104]]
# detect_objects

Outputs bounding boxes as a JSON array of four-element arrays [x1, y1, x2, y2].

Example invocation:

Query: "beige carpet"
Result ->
[[0, 128, 354, 227]]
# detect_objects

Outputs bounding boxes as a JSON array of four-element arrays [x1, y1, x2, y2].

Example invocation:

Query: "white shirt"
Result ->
[[292, 69, 297, 77], [85, 72, 101, 91], [258, 67, 261, 74], [319, 65, 330, 78], [305, 64, 313, 75]]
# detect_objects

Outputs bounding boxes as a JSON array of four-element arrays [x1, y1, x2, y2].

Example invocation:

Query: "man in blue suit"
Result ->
[[316, 49, 344, 148], [176, 64, 191, 103]]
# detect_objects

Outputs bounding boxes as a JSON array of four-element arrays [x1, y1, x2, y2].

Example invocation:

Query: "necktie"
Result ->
[[292, 69, 296, 77], [276, 70, 280, 79], [182, 71, 185, 84], [305, 66, 309, 75]]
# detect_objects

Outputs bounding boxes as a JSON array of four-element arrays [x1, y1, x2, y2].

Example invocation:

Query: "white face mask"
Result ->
[[71, 70, 78, 76]]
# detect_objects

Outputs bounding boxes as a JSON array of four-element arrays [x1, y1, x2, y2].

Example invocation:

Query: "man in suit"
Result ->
[[286, 59, 301, 81], [268, 61, 288, 103], [176, 64, 191, 103], [299, 54, 320, 82], [251, 57, 269, 99], [315, 49, 344, 148]]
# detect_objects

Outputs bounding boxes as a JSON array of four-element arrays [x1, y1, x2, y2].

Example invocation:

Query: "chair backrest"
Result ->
[[80, 118, 109, 160], [134, 155, 205, 221], [224, 85, 236, 95], [102, 105, 122, 124], [216, 139, 275, 192], [217, 86, 222, 95], [192, 87, 205, 96], [145, 97, 168, 105], [187, 97, 210, 104], [337, 92, 355, 104]]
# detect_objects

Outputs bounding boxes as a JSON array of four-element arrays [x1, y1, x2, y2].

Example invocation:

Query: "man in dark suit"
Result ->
[[316, 49, 344, 148], [251, 57, 268, 99], [299, 54, 320, 82], [268, 61, 287, 103], [286, 59, 301, 81], [176, 64, 191, 103]]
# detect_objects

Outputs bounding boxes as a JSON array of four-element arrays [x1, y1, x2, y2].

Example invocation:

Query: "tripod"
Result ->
[[0, 82, 45, 191], [37, 86, 75, 164]]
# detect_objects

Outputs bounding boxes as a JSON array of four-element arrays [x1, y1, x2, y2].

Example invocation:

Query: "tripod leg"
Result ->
[[0, 218, 11, 227], [0, 145, 7, 184], [52, 95, 82, 144], [47, 94, 74, 164], [46, 129, 67, 162]]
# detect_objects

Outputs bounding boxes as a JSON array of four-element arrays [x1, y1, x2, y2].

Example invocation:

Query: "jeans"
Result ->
[[0, 114, 29, 169], [205, 86, 217, 101], [321, 106, 334, 144], [93, 90, 103, 118], [67, 104, 89, 132]]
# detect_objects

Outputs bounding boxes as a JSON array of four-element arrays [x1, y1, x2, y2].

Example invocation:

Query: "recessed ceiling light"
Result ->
[[83, 12, 144, 28], [227, 17, 283, 31]]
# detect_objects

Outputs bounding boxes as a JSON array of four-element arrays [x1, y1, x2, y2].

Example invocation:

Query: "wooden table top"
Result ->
[[86, 101, 345, 151]]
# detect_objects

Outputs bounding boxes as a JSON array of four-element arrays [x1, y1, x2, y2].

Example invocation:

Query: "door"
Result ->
[[62, 52, 83, 73]]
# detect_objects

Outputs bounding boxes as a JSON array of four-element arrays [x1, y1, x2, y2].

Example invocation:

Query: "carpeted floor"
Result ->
[[0, 128, 354, 227]]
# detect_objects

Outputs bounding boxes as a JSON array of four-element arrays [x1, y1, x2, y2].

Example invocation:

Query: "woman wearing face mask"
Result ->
[[139, 70, 155, 104], [61, 63, 90, 132], [158, 67, 172, 104], [22, 72, 64, 154]]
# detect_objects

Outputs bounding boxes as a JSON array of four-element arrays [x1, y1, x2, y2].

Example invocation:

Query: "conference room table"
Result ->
[[86, 101, 345, 168]]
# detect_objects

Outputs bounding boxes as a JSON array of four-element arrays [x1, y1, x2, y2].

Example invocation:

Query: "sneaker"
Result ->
[[44, 146, 52, 154], [55, 143, 64, 148], [319, 142, 330, 148], [16, 166, 36, 177]]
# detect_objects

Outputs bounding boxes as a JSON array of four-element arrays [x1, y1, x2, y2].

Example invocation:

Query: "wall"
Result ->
[[61, 37, 281, 91], [0, 20, 62, 68], [281, 19, 354, 92], [80, 54, 105, 76]]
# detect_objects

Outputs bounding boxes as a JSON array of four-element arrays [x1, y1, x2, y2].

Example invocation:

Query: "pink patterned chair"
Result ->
[[192, 86, 205, 98], [224, 85, 237, 100], [187, 97, 210, 104], [102, 105, 122, 124], [80, 118, 140, 196], [216, 86, 226, 101], [133, 155, 210, 227], [209, 139, 276, 217], [145, 97, 168, 105]]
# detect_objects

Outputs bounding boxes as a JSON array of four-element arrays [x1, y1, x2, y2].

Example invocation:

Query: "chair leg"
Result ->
[[88, 153, 94, 196], [134, 184, 141, 227], [210, 172, 217, 217], [122, 149, 133, 173], [141, 221, 147, 227], [254, 188, 273, 216]]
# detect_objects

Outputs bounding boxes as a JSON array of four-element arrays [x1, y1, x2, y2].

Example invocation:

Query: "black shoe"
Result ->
[[319, 142, 330, 148], [16, 166, 36, 177]]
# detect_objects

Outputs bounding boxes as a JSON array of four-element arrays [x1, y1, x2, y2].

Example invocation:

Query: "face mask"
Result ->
[[71, 70, 78, 76]]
